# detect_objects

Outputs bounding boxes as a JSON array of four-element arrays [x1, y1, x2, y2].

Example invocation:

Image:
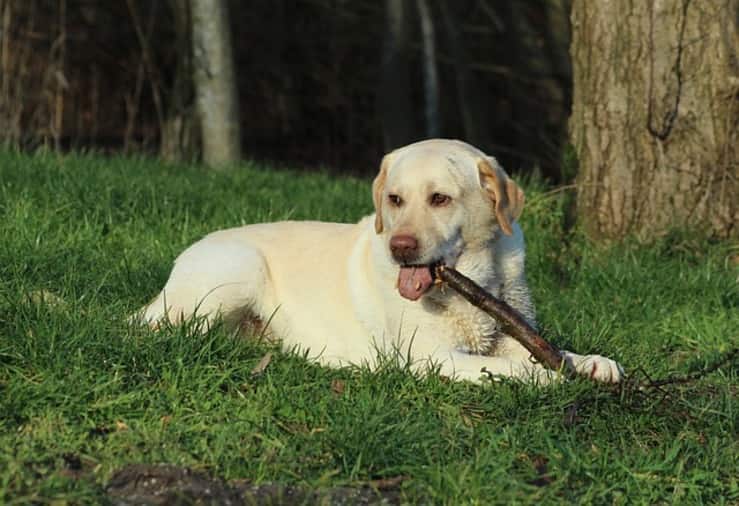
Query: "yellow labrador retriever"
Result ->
[[137, 139, 623, 383]]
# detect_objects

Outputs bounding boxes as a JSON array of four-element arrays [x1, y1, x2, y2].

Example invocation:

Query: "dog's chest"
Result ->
[[414, 288, 503, 355]]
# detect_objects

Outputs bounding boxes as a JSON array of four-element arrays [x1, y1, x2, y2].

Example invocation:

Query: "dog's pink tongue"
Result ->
[[397, 266, 433, 301]]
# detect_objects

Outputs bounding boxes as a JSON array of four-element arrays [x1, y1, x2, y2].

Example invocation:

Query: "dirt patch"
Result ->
[[106, 464, 401, 505]]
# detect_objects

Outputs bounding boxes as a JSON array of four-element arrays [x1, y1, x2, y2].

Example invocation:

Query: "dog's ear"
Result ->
[[372, 154, 391, 234], [477, 157, 525, 235]]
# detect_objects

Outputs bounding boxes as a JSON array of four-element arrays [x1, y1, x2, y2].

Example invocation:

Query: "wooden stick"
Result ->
[[434, 264, 568, 374]]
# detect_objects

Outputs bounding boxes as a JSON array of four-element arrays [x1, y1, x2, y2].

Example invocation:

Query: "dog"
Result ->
[[136, 139, 624, 383]]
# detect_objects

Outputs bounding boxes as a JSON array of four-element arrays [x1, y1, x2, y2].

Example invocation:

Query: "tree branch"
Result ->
[[434, 264, 568, 375], [435, 264, 737, 389]]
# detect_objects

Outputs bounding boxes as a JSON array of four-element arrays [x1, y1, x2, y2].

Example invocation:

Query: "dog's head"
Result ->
[[372, 139, 525, 301]]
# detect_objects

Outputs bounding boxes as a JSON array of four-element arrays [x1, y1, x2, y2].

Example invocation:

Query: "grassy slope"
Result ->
[[0, 149, 736, 504]]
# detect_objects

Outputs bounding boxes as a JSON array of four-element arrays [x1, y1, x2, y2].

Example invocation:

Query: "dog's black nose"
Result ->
[[390, 234, 419, 263]]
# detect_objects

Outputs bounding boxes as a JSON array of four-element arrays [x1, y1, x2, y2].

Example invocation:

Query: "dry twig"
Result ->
[[434, 264, 567, 374], [434, 263, 737, 389]]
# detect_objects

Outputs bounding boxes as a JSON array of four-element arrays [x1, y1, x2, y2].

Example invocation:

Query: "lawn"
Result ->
[[0, 149, 736, 504]]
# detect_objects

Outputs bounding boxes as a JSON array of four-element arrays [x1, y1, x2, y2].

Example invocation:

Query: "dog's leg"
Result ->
[[427, 350, 556, 384], [135, 239, 272, 331], [428, 347, 623, 384], [475, 336, 624, 383]]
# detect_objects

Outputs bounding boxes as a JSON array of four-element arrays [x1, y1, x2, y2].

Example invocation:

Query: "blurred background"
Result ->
[[0, 0, 573, 180]]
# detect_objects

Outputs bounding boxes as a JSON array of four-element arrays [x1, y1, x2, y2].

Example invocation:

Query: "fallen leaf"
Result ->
[[330, 379, 345, 395], [250, 353, 272, 377], [115, 420, 129, 431]]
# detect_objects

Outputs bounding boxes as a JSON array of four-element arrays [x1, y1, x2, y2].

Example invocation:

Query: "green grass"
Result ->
[[0, 148, 736, 504]]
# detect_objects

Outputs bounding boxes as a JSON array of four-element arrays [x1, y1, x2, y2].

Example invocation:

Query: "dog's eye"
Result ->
[[430, 193, 452, 207], [388, 194, 403, 207]]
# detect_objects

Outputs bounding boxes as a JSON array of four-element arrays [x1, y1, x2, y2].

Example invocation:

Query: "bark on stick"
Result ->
[[434, 264, 567, 373]]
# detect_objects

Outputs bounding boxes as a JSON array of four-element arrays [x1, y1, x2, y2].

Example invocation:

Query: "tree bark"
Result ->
[[379, 0, 415, 152], [416, 0, 440, 138], [438, 2, 485, 147], [190, 0, 240, 167], [160, 0, 198, 162], [570, 0, 738, 240]]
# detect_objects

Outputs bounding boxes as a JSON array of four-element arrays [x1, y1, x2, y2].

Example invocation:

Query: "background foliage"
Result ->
[[0, 0, 572, 178]]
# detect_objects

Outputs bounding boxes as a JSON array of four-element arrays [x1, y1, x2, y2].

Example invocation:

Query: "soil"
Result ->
[[105, 464, 402, 505]]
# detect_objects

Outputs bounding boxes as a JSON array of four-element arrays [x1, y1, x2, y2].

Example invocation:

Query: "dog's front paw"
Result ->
[[563, 352, 624, 383]]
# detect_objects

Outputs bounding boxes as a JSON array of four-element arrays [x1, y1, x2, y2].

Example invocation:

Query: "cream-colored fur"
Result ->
[[136, 139, 623, 384]]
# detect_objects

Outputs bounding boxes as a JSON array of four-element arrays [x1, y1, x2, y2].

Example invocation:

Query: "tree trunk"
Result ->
[[416, 0, 439, 138], [160, 0, 198, 162], [570, 0, 738, 240], [378, 0, 415, 152], [438, 2, 484, 147], [190, 0, 240, 167]]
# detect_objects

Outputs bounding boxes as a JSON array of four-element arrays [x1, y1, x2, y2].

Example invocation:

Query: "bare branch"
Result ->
[[434, 264, 568, 375]]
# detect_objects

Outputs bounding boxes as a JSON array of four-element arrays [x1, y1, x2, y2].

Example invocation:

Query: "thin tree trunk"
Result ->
[[160, 0, 197, 162], [53, 0, 66, 151], [416, 0, 439, 138], [379, 0, 414, 151], [190, 0, 240, 167], [439, 2, 485, 147], [570, 0, 738, 240]]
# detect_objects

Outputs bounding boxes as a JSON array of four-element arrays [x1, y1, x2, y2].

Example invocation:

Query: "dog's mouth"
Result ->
[[396, 260, 443, 301]]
